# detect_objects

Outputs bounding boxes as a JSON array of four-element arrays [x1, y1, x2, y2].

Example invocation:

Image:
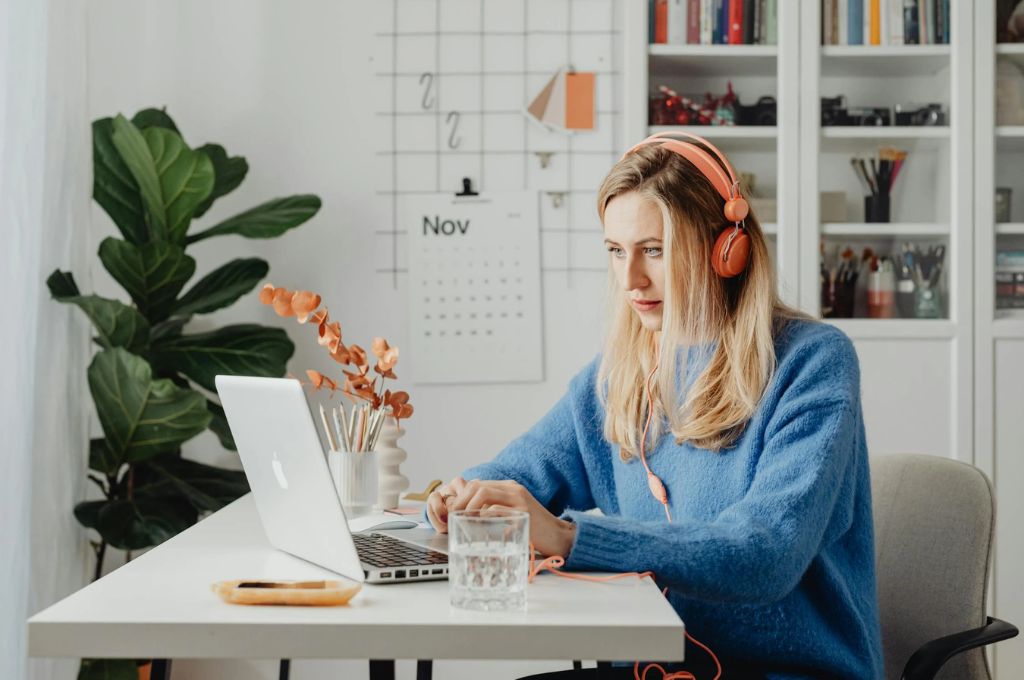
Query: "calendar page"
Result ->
[[402, 192, 543, 384]]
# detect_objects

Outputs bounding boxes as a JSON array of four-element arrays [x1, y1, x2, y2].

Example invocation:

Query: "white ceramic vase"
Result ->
[[374, 416, 409, 509]]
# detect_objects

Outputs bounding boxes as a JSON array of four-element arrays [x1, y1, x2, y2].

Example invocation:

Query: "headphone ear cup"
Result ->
[[712, 226, 750, 278]]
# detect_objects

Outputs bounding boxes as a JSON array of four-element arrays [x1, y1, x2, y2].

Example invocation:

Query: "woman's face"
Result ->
[[603, 192, 666, 332]]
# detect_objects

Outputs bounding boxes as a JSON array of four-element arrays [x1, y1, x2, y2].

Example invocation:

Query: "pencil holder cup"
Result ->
[[864, 194, 891, 223], [329, 450, 378, 518], [914, 286, 942, 319]]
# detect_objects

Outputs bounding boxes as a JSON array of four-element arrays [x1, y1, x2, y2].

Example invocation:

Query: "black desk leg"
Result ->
[[369, 660, 395, 680], [416, 659, 433, 680], [279, 658, 291, 680], [151, 659, 172, 680]]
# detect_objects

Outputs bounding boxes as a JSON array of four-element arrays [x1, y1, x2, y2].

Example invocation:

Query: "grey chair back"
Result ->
[[871, 454, 995, 680]]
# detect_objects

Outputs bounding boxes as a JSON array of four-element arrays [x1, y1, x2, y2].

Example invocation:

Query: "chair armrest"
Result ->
[[901, 617, 1019, 680]]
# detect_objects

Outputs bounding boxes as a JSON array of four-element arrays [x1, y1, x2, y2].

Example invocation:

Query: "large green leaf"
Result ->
[[150, 324, 294, 391], [92, 118, 146, 245], [89, 438, 120, 476], [88, 348, 211, 464], [206, 399, 236, 451], [138, 457, 249, 514], [48, 270, 149, 352], [94, 495, 196, 550], [74, 500, 105, 530], [144, 126, 215, 243], [131, 107, 179, 134], [98, 238, 196, 323], [110, 115, 215, 243], [78, 658, 139, 680], [186, 194, 321, 244], [193, 143, 248, 218], [172, 258, 268, 317], [110, 114, 167, 240]]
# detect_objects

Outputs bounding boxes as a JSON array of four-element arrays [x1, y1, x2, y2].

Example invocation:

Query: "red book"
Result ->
[[728, 0, 744, 44], [655, 0, 668, 43], [687, 0, 700, 43]]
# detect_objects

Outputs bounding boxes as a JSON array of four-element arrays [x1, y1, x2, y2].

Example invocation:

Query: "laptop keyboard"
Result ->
[[352, 533, 448, 569]]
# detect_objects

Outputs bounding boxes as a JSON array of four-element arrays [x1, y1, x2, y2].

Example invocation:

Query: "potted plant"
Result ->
[[48, 108, 321, 680]]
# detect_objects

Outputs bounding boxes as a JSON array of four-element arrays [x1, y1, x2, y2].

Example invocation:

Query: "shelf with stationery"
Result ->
[[802, 0, 965, 330]]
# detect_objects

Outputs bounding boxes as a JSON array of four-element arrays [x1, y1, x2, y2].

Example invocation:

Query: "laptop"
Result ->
[[215, 375, 449, 584]]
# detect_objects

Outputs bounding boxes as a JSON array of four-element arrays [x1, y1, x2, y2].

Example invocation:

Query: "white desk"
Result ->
[[29, 495, 684, 678]]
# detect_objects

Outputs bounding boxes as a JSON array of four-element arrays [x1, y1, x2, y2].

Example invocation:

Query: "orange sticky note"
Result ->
[[565, 72, 595, 131]]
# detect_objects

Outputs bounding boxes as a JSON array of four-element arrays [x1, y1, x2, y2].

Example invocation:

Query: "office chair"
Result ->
[[524, 453, 1019, 680], [871, 453, 1017, 680]]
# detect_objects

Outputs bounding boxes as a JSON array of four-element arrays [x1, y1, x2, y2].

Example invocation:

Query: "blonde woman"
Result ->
[[427, 133, 883, 680]]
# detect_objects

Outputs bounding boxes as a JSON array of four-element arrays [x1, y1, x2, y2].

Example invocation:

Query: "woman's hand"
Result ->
[[426, 477, 577, 557]]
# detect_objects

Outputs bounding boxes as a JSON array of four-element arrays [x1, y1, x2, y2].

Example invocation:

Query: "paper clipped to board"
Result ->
[[403, 192, 543, 384]]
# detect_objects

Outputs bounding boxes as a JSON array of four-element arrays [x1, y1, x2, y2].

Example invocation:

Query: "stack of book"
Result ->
[[649, 0, 778, 46], [821, 0, 951, 46], [996, 251, 1024, 312]]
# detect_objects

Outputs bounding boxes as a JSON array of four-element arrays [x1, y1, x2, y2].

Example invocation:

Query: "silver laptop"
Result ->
[[215, 375, 448, 584]]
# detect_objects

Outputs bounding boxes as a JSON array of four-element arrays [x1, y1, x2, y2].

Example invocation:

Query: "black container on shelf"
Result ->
[[864, 194, 891, 223]]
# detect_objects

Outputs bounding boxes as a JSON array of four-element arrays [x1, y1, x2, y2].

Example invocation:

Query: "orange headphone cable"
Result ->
[[526, 362, 722, 680]]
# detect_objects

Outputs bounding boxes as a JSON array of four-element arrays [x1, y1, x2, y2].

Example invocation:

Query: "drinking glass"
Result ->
[[448, 509, 529, 611]]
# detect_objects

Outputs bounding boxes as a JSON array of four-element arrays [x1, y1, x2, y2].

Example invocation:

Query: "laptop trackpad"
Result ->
[[374, 527, 449, 554]]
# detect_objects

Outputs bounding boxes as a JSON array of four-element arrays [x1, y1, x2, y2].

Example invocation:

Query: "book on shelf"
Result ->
[[650, 0, 777, 45], [820, 0, 948, 45]]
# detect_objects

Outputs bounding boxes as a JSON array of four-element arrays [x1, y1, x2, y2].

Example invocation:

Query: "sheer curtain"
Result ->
[[1, 0, 91, 679]]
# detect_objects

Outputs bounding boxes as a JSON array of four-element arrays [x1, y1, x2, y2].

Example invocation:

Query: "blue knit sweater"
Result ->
[[460, 319, 884, 679]]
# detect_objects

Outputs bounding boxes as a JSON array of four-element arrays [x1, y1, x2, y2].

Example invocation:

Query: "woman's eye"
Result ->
[[606, 247, 624, 258], [644, 247, 663, 257]]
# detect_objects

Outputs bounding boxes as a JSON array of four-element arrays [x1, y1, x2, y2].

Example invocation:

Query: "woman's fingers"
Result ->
[[464, 486, 517, 512], [426, 492, 447, 532], [425, 476, 469, 532]]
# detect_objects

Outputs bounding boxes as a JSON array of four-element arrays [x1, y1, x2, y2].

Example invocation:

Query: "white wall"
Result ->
[[86, 1, 609, 678]]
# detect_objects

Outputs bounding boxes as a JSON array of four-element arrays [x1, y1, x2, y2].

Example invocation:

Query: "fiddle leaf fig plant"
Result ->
[[48, 107, 318, 582]]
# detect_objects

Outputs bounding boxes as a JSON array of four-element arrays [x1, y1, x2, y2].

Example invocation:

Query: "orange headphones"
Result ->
[[621, 131, 751, 279]]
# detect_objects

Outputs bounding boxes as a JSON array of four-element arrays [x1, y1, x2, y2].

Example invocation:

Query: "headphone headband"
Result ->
[[621, 132, 741, 203]]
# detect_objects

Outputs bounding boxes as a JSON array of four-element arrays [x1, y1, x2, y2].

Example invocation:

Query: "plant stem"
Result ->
[[93, 540, 107, 581]]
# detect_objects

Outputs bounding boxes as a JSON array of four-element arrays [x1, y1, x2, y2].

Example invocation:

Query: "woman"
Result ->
[[426, 133, 883, 680]]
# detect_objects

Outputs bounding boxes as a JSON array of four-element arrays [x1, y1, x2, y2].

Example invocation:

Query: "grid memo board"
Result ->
[[373, 0, 624, 289]]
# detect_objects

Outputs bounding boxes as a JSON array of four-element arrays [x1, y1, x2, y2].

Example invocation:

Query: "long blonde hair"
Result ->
[[597, 143, 811, 458]]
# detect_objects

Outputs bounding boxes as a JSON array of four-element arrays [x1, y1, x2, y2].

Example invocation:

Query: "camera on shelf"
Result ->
[[821, 95, 892, 126], [737, 96, 777, 126], [894, 103, 946, 126]]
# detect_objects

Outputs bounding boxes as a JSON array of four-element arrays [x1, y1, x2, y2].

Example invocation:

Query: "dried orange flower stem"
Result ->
[[259, 284, 415, 432]]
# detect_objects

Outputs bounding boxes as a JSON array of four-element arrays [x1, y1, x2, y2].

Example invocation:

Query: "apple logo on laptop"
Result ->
[[271, 451, 289, 490]]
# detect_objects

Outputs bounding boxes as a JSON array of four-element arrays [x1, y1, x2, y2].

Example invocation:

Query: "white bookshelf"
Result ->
[[976, 4, 1024, 673]]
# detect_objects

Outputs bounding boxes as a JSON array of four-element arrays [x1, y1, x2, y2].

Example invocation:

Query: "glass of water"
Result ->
[[448, 509, 530, 611]]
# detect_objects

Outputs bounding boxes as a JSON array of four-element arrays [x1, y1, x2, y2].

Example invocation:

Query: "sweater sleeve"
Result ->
[[460, 360, 599, 516], [562, 334, 861, 605]]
